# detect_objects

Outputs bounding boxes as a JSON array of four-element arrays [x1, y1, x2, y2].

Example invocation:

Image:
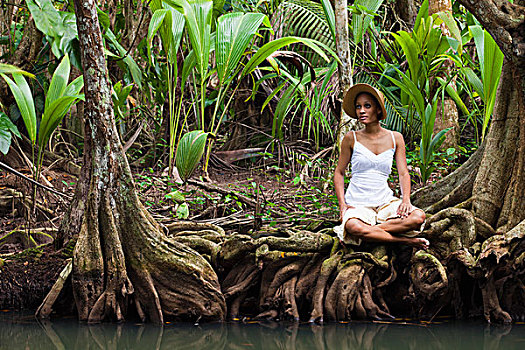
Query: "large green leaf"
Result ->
[[46, 54, 70, 110], [392, 31, 420, 83], [0, 129, 11, 155], [437, 77, 469, 115], [481, 29, 503, 139], [0, 64, 35, 78], [0, 73, 37, 143], [413, 0, 429, 33], [437, 11, 462, 53], [383, 68, 425, 120], [216, 12, 266, 84], [462, 67, 483, 100], [64, 75, 85, 97], [241, 36, 336, 77], [38, 96, 81, 151], [0, 112, 20, 155], [273, 0, 336, 66], [26, 0, 64, 37], [164, 0, 213, 78], [352, 0, 384, 45], [470, 25, 504, 139], [104, 28, 143, 89], [176, 130, 208, 182], [320, 0, 335, 42], [148, 9, 169, 62]]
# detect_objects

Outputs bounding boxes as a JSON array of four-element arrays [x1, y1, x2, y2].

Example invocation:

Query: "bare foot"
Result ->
[[407, 237, 429, 250]]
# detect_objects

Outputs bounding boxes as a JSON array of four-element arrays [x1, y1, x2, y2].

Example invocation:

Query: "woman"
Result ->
[[334, 84, 429, 249]]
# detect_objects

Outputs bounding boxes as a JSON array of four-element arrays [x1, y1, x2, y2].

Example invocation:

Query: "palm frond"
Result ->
[[270, 0, 334, 66]]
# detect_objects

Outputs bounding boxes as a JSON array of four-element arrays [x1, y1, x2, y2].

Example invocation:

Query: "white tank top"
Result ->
[[344, 131, 396, 206]]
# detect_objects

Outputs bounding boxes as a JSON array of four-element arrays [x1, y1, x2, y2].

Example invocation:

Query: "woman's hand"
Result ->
[[397, 201, 412, 218], [339, 204, 355, 222]]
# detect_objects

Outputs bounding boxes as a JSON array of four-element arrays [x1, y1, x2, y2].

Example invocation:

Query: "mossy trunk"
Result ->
[[68, 0, 225, 323], [471, 62, 525, 232]]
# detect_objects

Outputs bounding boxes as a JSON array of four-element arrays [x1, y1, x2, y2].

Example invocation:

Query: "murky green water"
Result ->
[[1, 311, 525, 349]]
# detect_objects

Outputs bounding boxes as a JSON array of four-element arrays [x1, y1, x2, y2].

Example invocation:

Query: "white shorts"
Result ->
[[334, 198, 423, 245]]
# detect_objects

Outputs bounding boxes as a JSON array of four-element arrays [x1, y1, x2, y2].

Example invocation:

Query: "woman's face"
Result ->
[[355, 93, 380, 124]]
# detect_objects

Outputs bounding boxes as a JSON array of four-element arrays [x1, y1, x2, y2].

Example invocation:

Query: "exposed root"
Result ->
[[261, 259, 306, 309], [409, 250, 448, 300], [360, 274, 394, 320], [282, 276, 300, 321], [309, 251, 343, 323]]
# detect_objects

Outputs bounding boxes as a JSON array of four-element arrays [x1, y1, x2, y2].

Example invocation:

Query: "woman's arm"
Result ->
[[334, 132, 354, 220], [394, 132, 412, 217]]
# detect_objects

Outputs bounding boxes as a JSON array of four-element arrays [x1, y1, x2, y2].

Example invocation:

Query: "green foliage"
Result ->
[[419, 100, 452, 183], [271, 0, 335, 65], [176, 130, 208, 182], [176, 203, 190, 219], [112, 81, 134, 121], [216, 12, 267, 85], [469, 25, 504, 140], [0, 112, 21, 155], [351, 0, 384, 45], [0, 73, 38, 144], [104, 28, 143, 89], [385, 4, 461, 184], [0, 64, 35, 77], [148, 1, 186, 174], [165, 190, 186, 203], [25, 0, 80, 67], [1, 55, 83, 181], [37, 55, 84, 163]]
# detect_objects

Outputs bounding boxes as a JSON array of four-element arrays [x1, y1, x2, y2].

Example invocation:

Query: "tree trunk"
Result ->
[[456, 0, 525, 231], [394, 0, 419, 28], [472, 62, 525, 231], [68, 0, 225, 323], [334, 0, 358, 149]]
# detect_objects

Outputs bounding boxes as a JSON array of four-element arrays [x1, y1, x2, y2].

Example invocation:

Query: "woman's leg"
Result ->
[[345, 218, 429, 249], [377, 209, 426, 234]]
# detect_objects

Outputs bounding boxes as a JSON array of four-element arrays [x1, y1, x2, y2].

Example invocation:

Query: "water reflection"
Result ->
[[0, 311, 524, 350]]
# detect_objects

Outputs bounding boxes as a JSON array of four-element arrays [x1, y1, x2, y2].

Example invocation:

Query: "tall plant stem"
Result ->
[[202, 83, 238, 176]]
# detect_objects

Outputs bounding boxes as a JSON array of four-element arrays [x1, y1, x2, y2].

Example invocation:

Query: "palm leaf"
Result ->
[[38, 96, 81, 151], [216, 12, 266, 85], [46, 54, 70, 110], [352, 0, 384, 45], [147, 9, 169, 62], [481, 29, 503, 140], [0, 73, 37, 143], [241, 36, 336, 77], [176, 130, 208, 182], [0, 64, 35, 78], [164, 0, 213, 78], [271, 0, 335, 66]]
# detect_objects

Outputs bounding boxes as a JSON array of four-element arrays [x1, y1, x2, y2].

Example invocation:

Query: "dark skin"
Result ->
[[334, 92, 429, 249]]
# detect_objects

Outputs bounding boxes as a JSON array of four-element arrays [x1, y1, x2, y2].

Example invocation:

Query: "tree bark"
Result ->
[[68, 0, 225, 323], [334, 0, 358, 150], [394, 0, 419, 28], [458, 0, 525, 231]]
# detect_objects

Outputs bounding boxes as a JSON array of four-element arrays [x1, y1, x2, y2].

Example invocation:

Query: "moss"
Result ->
[[61, 237, 77, 258], [9, 247, 44, 261]]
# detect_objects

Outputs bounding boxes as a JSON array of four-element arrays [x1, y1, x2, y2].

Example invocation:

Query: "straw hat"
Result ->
[[343, 83, 388, 120]]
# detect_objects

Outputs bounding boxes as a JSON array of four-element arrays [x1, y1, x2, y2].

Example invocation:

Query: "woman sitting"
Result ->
[[334, 84, 429, 249]]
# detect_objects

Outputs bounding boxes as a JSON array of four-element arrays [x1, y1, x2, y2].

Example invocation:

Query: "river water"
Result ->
[[1, 311, 524, 349]]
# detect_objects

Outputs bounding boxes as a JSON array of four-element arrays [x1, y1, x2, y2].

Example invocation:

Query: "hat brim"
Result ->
[[343, 83, 388, 120]]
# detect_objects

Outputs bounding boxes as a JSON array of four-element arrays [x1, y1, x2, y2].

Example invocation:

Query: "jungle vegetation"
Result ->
[[0, 0, 524, 325]]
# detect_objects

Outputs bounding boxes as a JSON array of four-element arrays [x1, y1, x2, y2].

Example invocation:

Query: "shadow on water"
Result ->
[[1, 311, 524, 349]]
